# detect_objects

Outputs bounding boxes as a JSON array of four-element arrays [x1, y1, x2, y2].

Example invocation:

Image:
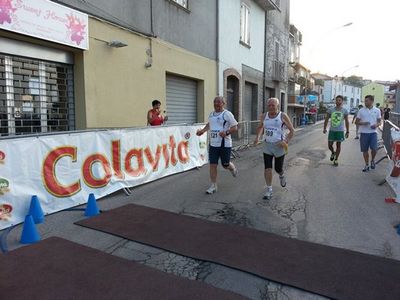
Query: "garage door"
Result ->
[[166, 75, 197, 124]]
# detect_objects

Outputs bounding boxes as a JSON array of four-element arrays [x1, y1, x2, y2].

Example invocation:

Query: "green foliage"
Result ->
[[344, 75, 364, 87]]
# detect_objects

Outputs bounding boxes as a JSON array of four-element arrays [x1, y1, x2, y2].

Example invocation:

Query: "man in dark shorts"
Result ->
[[196, 96, 238, 194], [323, 95, 349, 166], [253, 98, 295, 200]]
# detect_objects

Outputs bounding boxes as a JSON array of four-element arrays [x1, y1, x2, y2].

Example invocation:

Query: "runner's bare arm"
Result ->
[[196, 123, 209, 136], [345, 114, 350, 138], [355, 117, 369, 125], [147, 110, 153, 125], [323, 112, 330, 133], [226, 124, 238, 135], [376, 117, 382, 128], [253, 113, 266, 145], [282, 113, 294, 142]]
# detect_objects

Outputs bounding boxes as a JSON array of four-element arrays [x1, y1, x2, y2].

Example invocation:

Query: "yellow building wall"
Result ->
[[75, 18, 217, 129], [361, 83, 385, 107]]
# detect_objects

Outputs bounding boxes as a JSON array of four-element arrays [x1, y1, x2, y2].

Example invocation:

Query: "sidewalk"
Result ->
[[294, 119, 325, 132]]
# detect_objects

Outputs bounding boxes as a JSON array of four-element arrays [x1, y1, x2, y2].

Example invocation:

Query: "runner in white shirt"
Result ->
[[253, 98, 295, 200], [355, 95, 382, 172], [196, 96, 238, 194]]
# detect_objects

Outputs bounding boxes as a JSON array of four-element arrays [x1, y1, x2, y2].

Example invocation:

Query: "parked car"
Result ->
[[350, 107, 358, 115]]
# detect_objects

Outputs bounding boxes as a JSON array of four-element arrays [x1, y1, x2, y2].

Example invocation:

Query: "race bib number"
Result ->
[[264, 127, 279, 141], [265, 130, 274, 137], [210, 131, 219, 139]]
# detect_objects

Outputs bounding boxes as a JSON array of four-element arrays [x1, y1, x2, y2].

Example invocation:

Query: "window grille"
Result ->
[[0, 55, 75, 136]]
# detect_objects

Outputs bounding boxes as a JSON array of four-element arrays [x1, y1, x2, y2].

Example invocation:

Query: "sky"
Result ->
[[290, 0, 399, 81]]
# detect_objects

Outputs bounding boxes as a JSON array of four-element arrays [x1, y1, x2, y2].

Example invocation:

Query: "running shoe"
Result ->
[[370, 160, 376, 169], [333, 159, 338, 166], [330, 152, 335, 161], [362, 165, 370, 172], [279, 175, 286, 187], [263, 188, 273, 200], [354, 136, 359, 139], [206, 183, 217, 194], [230, 165, 238, 177]]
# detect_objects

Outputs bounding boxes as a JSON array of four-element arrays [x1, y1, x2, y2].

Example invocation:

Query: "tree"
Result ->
[[344, 75, 364, 87]]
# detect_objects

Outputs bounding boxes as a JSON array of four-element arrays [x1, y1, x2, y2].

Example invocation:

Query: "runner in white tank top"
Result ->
[[254, 98, 295, 200], [263, 111, 285, 144], [197, 96, 239, 194]]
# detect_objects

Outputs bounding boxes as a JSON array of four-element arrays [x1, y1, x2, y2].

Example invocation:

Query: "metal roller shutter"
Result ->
[[166, 75, 197, 124], [244, 82, 253, 121]]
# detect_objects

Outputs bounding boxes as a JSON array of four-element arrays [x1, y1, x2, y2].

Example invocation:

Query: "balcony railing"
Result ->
[[254, 0, 280, 10]]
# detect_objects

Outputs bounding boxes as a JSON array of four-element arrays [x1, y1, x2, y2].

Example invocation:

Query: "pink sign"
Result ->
[[0, 0, 89, 49]]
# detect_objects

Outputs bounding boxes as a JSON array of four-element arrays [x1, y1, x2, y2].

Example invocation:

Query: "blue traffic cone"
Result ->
[[29, 195, 44, 224], [20, 215, 41, 244], [84, 193, 99, 217]]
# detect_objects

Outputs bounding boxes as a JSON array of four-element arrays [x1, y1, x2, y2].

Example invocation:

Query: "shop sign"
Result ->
[[0, 0, 89, 49]]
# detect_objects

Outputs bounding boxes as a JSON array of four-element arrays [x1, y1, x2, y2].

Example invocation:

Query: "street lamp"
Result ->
[[305, 22, 354, 71], [308, 22, 353, 53], [300, 22, 354, 125], [341, 22, 353, 28], [341, 64, 359, 77]]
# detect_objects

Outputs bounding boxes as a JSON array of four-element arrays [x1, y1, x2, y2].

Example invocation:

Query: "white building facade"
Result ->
[[323, 78, 361, 111], [218, 0, 277, 121], [342, 84, 362, 111]]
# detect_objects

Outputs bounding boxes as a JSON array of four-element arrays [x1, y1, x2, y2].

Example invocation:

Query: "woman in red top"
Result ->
[[147, 100, 168, 126]]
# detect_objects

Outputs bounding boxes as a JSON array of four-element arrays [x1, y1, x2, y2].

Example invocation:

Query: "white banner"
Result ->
[[0, 0, 89, 49], [386, 128, 400, 203], [0, 125, 208, 230]]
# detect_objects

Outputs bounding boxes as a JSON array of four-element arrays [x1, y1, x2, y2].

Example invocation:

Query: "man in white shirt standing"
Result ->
[[355, 95, 382, 172], [196, 96, 238, 194]]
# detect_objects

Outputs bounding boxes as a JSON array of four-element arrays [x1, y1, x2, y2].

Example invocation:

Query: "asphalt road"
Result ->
[[6, 122, 400, 299]]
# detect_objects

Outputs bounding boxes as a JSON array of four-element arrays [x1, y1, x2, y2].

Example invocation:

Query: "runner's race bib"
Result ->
[[264, 127, 280, 142], [210, 130, 222, 144]]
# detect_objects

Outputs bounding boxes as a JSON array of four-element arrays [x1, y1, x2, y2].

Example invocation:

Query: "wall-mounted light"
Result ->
[[108, 40, 128, 48]]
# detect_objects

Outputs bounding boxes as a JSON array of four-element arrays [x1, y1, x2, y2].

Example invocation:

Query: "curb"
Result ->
[[294, 120, 325, 132]]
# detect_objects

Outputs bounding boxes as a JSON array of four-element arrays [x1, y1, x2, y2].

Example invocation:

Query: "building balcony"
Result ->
[[254, 0, 280, 11]]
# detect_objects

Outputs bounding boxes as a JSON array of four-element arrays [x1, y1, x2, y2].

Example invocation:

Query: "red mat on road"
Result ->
[[77, 204, 400, 300], [0, 237, 246, 300]]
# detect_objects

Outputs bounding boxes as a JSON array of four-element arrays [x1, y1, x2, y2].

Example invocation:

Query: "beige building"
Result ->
[[77, 18, 217, 129], [1, 12, 216, 136]]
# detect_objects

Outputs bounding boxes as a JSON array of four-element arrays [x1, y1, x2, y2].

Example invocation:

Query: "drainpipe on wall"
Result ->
[[262, 10, 268, 113], [216, 0, 220, 94], [146, 0, 155, 69], [150, 0, 154, 36]]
